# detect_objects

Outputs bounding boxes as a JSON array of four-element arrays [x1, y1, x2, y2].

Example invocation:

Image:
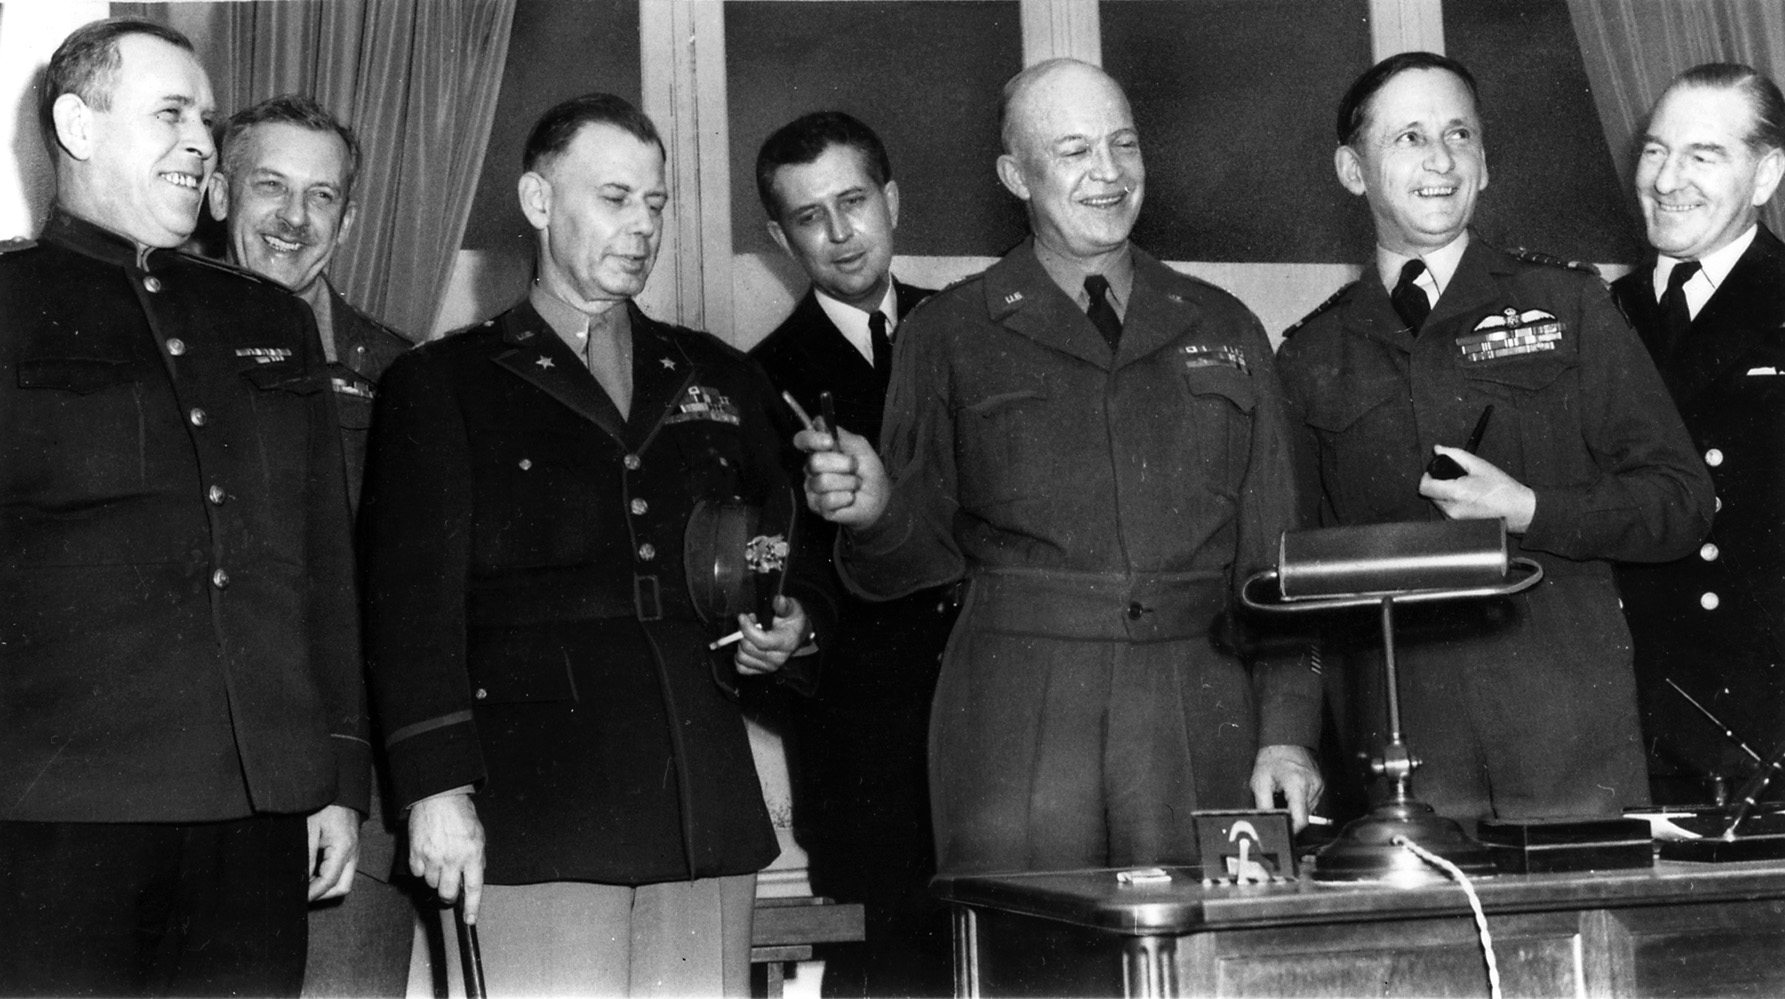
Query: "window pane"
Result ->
[[460, 0, 640, 251], [1443, 0, 1643, 263], [1101, 0, 1375, 262]]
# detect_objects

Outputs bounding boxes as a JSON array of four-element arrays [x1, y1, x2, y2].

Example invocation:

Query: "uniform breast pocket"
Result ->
[[956, 388, 1051, 508], [1303, 382, 1417, 514], [14, 357, 155, 491], [1177, 366, 1257, 488]]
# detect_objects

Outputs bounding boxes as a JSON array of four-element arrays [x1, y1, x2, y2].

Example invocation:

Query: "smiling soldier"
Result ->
[[798, 58, 1323, 876], [1275, 52, 1712, 826], [0, 19, 366, 996], [210, 94, 416, 998]]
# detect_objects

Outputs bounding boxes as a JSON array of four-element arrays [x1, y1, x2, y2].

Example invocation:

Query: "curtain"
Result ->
[[1568, 0, 1785, 239], [127, 1, 515, 338]]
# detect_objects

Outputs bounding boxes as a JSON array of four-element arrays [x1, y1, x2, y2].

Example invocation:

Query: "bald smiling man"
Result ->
[[799, 58, 1323, 876]]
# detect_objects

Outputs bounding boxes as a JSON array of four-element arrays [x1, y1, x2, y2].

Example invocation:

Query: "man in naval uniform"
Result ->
[[750, 110, 958, 997], [360, 93, 834, 996], [801, 58, 1323, 877], [1612, 64, 1785, 805], [1276, 51, 1712, 826], [0, 19, 366, 996], [211, 93, 417, 997]]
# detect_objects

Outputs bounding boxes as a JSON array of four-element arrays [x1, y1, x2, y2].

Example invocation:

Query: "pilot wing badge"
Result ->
[[1456, 308, 1563, 363]]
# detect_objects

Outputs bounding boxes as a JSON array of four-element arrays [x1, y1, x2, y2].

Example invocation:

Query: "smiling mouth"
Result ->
[[160, 172, 201, 191], [1080, 191, 1128, 209], [1652, 202, 1701, 214], [1414, 185, 1457, 198], [261, 233, 308, 254]]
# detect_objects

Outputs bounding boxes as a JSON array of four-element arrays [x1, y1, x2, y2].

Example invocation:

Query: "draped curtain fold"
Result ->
[[1567, 0, 1785, 242], [133, 0, 514, 338]]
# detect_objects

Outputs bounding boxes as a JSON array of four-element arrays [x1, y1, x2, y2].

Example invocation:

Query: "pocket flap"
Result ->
[[241, 364, 324, 394], [1181, 365, 1256, 413], [17, 357, 140, 394]]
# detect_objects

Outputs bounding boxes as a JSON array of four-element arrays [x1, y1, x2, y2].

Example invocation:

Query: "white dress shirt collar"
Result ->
[[815, 282, 899, 366]]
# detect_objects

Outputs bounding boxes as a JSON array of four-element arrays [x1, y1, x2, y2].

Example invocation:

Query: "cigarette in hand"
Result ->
[[783, 392, 817, 433], [709, 629, 744, 651]]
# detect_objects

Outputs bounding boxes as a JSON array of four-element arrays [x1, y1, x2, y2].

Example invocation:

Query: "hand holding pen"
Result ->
[[789, 390, 891, 528], [1418, 403, 1537, 533]]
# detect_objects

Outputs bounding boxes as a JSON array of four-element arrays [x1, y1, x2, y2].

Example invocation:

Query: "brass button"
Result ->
[[638, 543, 656, 561], [207, 485, 225, 505], [630, 499, 648, 515], [1716, 496, 1724, 512], [165, 338, 185, 356], [623, 454, 641, 470], [211, 568, 229, 589], [1700, 543, 1720, 562], [188, 407, 207, 427], [143, 275, 162, 294], [475, 688, 488, 700], [1705, 448, 1724, 467], [1701, 592, 1720, 611]]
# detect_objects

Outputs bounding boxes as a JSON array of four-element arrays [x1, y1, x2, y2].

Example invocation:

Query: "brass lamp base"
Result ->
[[1313, 797, 1498, 886]]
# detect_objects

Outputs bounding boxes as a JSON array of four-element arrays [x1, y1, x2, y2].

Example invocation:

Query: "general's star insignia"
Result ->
[[536, 356, 554, 370], [660, 358, 677, 370]]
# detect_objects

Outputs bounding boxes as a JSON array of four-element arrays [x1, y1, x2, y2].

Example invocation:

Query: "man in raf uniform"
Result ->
[[750, 111, 956, 996], [359, 93, 834, 996], [801, 58, 1323, 877], [1277, 52, 1712, 825], [1613, 64, 1785, 804], [210, 93, 416, 997], [0, 19, 366, 996]]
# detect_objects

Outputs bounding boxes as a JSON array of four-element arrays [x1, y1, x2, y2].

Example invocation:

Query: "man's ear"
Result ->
[[206, 171, 231, 220], [766, 219, 792, 258], [517, 171, 551, 231], [51, 93, 93, 161], [884, 179, 901, 229], [1754, 147, 1785, 206], [336, 200, 359, 244], [996, 154, 1030, 201], [1334, 145, 1368, 197]]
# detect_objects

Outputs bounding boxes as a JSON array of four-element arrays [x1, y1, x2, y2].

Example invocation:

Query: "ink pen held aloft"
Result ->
[[1426, 404, 1495, 480]]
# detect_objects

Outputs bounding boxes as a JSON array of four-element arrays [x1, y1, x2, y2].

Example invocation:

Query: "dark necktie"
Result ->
[[1391, 258, 1431, 333], [869, 310, 892, 380], [1084, 274, 1122, 351], [1662, 260, 1702, 351]]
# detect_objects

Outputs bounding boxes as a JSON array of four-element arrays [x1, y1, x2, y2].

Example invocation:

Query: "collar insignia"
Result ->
[[661, 357, 677, 370], [536, 356, 554, 370]]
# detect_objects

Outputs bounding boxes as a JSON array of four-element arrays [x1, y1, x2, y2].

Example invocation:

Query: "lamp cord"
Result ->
[[1394, 835, 1502, 999]]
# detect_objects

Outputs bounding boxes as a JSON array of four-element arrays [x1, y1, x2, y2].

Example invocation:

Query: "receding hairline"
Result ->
[[999, 58, 1128, 155]]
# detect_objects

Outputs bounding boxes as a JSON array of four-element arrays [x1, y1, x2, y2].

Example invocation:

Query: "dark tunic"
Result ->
[[1277, 236, 1712, 821], [361, 299, 835, 885], [0, 210, 367, 822], [842, 239, 1320, 874], [1614, 225, 1785, 800]]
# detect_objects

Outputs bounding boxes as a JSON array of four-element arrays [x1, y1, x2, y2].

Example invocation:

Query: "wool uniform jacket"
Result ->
[[1614, 225, 1785, 796], [360, 299, 836, 885], [1278, 236, 1712, 821], [323, 284, 411, 514], [841, 240, 1321, 873], [0, 209, 368, 823]]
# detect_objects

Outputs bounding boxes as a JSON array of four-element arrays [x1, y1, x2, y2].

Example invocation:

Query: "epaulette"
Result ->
[[905, 270, 980, 321], [1509, 247, 1601, 278], [0, 236, 37, 255], [1282, 281, 1357, 340], [174, 249, 286, 289]]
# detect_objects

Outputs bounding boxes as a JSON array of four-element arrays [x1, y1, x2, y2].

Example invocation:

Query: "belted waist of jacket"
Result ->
[[965, 566, 1231, 642], [466, 567, 694, 628]]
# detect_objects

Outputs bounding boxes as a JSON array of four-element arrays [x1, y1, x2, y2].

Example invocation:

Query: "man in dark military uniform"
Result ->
[[750, 110, 958, 998], [1277, 52, 1712, 826], [360, 94, 834, 996], [1613, 64, 1785, 805], [0, 19, 367, 996], [211, 93, 416, 997], [802, 58, 1323, 877]]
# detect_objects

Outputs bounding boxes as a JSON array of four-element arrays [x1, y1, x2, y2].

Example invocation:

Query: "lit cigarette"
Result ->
[[1306, 815, 1333, 826], [709, 629, 744, 651]]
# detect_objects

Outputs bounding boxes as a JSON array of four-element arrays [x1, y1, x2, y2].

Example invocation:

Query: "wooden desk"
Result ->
[[936, 860, 1785, 997]]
